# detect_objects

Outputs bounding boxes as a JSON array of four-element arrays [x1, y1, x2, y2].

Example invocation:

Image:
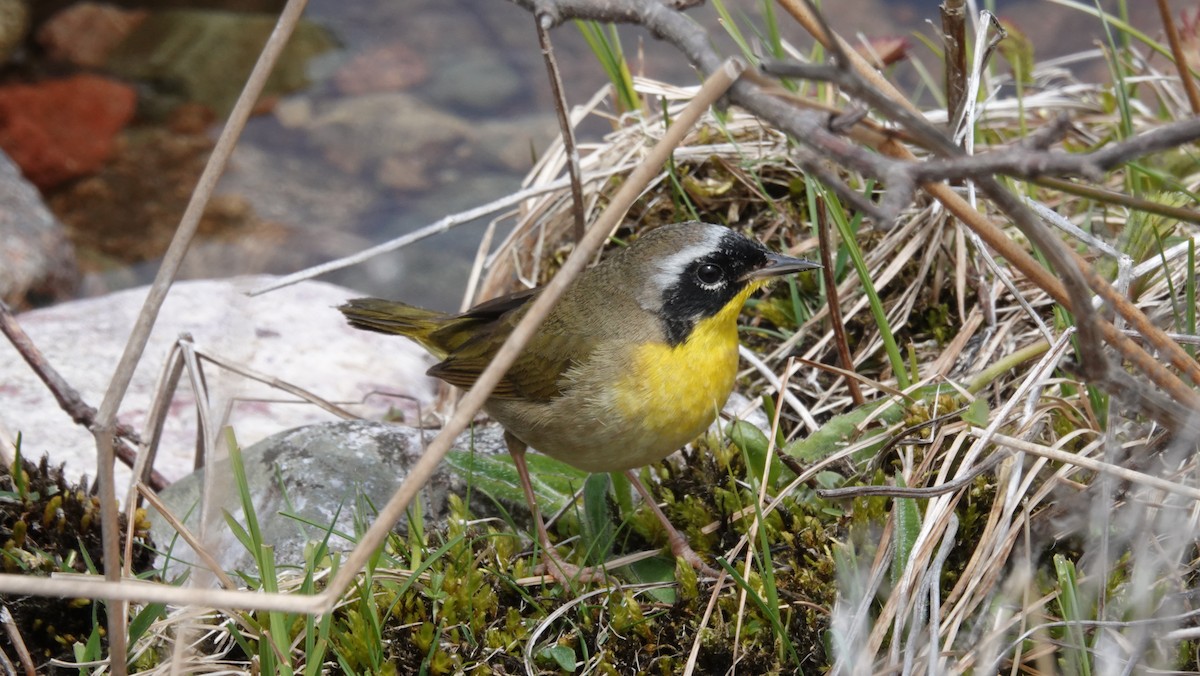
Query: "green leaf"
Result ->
[[961, 397, 990, 427], [225, 428, 265, 563], [729, 420, 791, 485], [541, 644, 577, 671], [625, 557, 678, 602], [1054, 554, 1092, 676], [574, 20, 640, 112], [610, 470, 634, 518], [715, 557, 801, 666], [784, 385, 958, 464], [580, 473, 615, 565], [11, 433, 25, 500], [73, 623, 104, 675], [815, 180, 909, 388], [782, 399, 892, 463], [890, 474, 921, 585], [222, 510, 254, 555], [127, 602, 167, 648], [446, 450, 588, 515]]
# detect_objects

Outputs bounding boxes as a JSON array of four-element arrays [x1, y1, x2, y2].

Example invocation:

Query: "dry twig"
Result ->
[[535, 12, 587, 242]]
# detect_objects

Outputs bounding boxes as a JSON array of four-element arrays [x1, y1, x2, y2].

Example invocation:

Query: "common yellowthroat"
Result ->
[[339, 221, 819, 582]]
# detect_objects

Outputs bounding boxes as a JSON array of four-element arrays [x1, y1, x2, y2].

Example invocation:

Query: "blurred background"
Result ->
[[1, 0, 1191, 311]]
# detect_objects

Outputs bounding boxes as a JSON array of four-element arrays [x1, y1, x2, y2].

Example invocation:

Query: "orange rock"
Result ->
[[0, 75, 137, 190]]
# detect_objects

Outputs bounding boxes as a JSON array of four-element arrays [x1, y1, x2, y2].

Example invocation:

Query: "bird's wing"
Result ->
[[426, 287, 539, 353], [426, 288, 595, 401]]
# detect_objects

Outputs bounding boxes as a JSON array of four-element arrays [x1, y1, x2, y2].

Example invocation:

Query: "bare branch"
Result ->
[[816, 198, 864, 406], [1156, 0, 1200, 114], [535, 12, 587, 242], [763, 56, 1200, 184]]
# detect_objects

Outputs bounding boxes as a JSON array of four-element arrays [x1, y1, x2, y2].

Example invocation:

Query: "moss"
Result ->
[[0, 453, 157, 671]]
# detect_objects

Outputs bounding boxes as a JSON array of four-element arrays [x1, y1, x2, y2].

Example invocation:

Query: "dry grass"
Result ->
[[464, 40, 1200, 671]]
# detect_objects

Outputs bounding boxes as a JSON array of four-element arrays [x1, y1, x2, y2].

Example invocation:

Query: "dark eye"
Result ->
[[696, 263, 724, 286]]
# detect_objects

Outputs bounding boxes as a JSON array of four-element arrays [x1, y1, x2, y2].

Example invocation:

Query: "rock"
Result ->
[[0, 149, 78, 306], [274, 92, 474, 177], [423, 47, 523, 114], [35, 2, 148, 68], [333, 41, 428, 96], [473, 114, 557, 173], [218, 141, 380, 237], [105, 9, 335, 117], [149, 420, 506, 578], [46, 123, 216, 274], [0, 75, 136, 190], [0, 277, 437, 489], [376, 154, 433, 192]]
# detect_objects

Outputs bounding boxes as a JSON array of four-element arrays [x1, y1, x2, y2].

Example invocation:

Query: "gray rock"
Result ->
[[472, 114, 557, 174], [0, 149, 77, 305], [422, 48, 523, 114], [150, 419, 506, 578], [219, 143, 381, 244], [274, 92, 475, 176]]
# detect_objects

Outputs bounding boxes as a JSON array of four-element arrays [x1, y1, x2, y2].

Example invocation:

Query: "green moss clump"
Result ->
[[1, 452, 157, 670]]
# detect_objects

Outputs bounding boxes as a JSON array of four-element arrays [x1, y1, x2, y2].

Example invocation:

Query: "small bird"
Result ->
[[339, 221, 819, 582]]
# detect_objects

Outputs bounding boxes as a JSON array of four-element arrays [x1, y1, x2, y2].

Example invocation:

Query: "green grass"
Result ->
[[574, 20, 641, 113], [809, 177, 911, 389]]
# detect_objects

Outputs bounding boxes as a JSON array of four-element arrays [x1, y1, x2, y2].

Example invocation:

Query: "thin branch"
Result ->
[[815, 197, 864, 405], [136, 483, 239, 590], [0, 606, 34, 676], [982, 430, 1200, 500], [1078, 257, 1200, 387], [536, 12, 587, 242], [820, 449, 1007, 500], [1156, 0, 1200, 114], [761, 58, 1200, 184], [940, 0, 968, 134], [1035, 176, 1200, 225], [770, 0, 1200, 432]]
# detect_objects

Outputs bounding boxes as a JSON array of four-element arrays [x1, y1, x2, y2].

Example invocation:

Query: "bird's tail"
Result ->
[[338, 298, 452, 358]]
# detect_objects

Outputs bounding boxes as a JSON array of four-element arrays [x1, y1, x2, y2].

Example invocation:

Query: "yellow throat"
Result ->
[[612, 282, 763, 451]]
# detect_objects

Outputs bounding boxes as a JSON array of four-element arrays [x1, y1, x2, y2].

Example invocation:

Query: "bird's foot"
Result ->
[[665, 530, 722, 579]]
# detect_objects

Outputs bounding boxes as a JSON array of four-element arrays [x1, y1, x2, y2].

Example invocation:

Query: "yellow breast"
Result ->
[[610, 285, 758, 458]]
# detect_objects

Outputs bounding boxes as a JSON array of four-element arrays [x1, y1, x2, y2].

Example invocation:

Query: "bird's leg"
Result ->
[[625, 470, 721, 578], [505, 432, 607, 585]]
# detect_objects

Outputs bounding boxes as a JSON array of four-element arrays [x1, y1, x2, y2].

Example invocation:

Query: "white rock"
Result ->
[[0, 276, 436, 488]]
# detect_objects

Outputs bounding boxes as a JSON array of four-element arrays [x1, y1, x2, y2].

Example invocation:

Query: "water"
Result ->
[[42, 0, 1183, 310]]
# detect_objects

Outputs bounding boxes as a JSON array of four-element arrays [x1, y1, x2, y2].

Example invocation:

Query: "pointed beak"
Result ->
[[742, 252, 822, 282]]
